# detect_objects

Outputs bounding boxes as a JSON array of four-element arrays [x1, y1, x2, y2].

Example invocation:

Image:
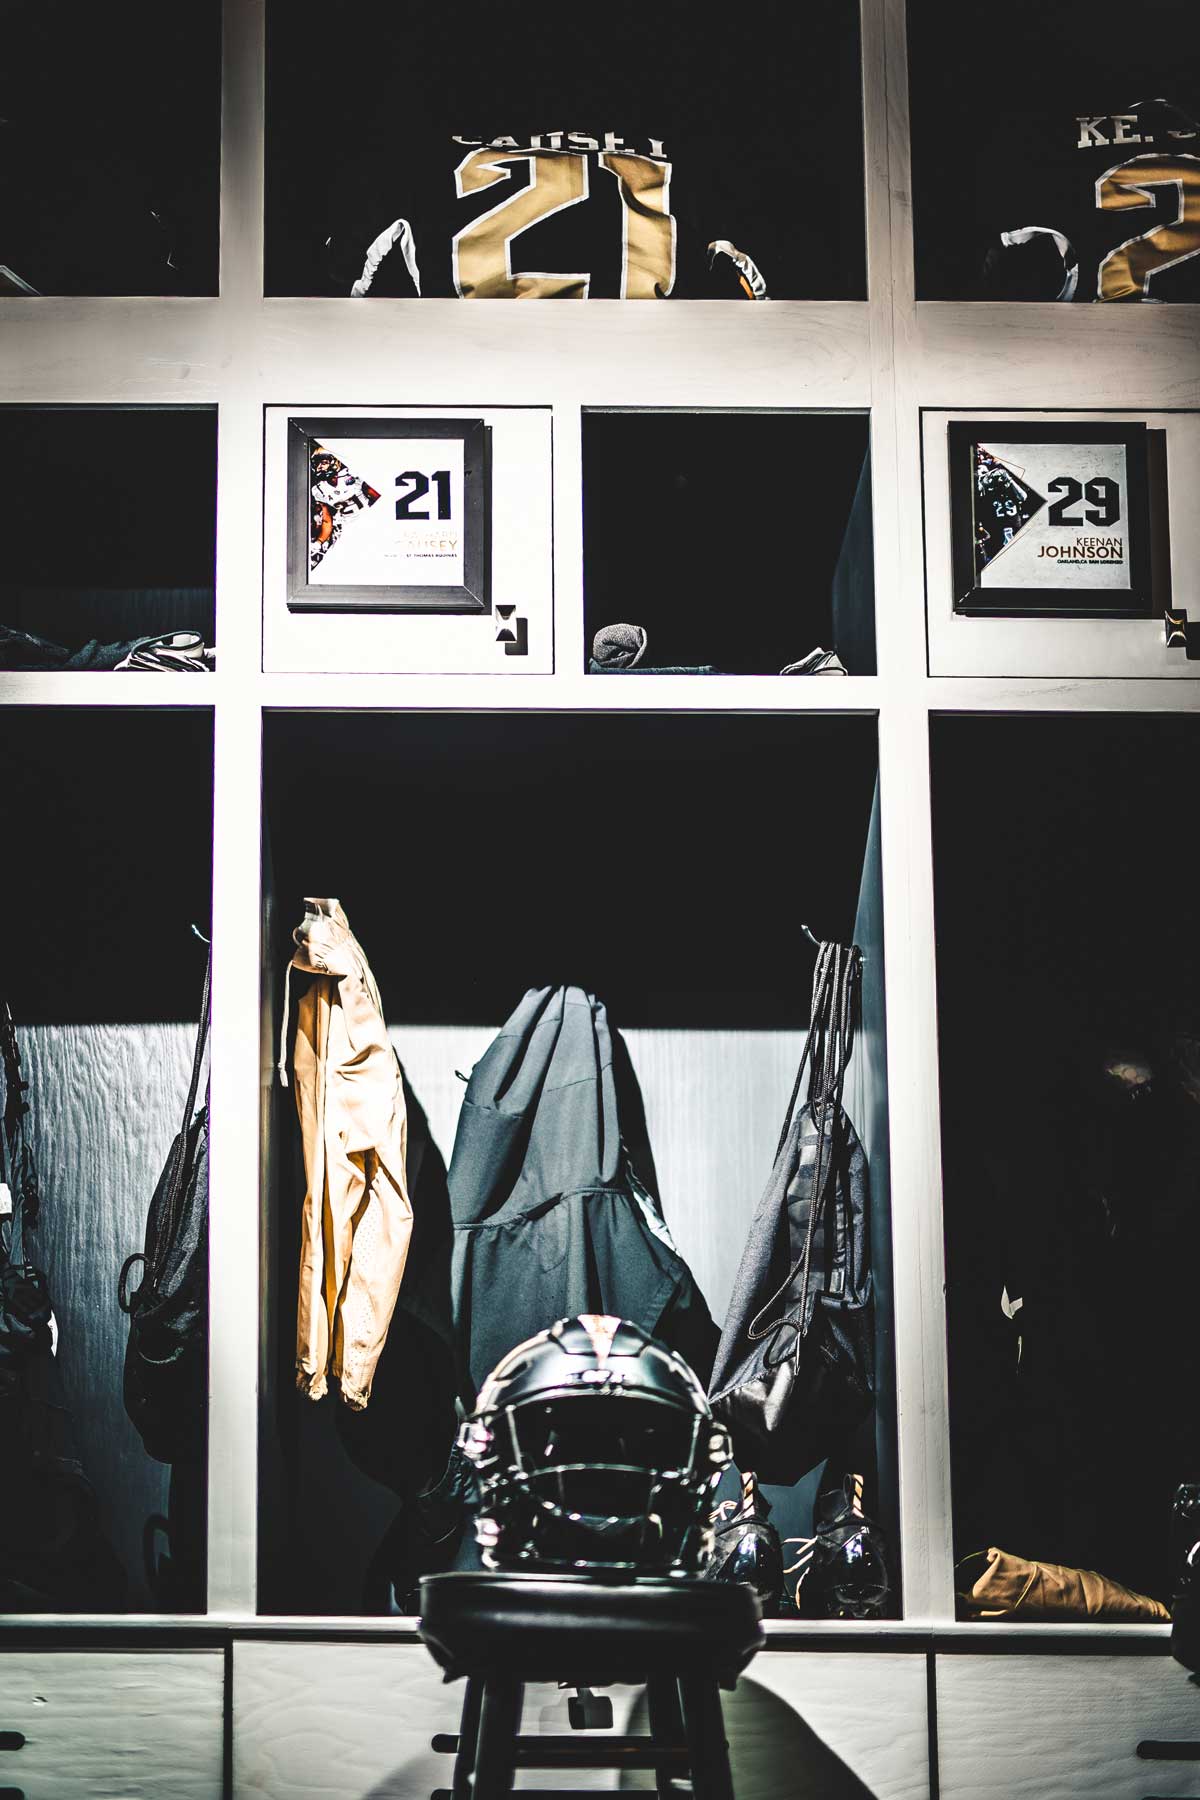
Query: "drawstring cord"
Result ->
[[278, 960, 292, 1088], [745, 939, 861, 1356], [121, 945, 211, 1312], [151, 950, 211, 1286]]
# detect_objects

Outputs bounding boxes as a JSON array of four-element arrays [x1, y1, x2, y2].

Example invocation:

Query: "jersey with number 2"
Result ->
[[992, 99, 1200, 300]]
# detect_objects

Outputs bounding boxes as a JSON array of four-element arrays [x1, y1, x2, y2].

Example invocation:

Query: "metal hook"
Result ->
[[190, 923, 211, 946], [802, 923, 867, 967]]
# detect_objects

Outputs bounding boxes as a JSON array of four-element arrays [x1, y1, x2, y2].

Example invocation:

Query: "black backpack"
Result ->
[[709, 941, 873, 1484], [118, 953, 210, 1464]]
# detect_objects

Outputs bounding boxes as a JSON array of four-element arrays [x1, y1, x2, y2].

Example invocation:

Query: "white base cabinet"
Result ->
[[935, 1654, 1200, 1800], [232, 1643, 930, 1800], [0, 1651, 224, 1800], [7, 1637, 1196, 1798]]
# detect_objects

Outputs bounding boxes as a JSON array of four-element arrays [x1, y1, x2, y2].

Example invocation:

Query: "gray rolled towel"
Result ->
[[591, 622, 648, 670]]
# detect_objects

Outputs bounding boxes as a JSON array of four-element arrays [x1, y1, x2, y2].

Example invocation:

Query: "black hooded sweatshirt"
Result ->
[[447, 985, 717, 1398]]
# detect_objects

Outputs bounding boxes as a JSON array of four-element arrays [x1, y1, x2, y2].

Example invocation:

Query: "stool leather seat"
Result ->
[[420, 1571, 764, 1688]]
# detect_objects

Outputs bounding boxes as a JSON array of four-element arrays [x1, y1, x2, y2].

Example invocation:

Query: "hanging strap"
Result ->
[[746, 939, 861, 1350], [146, 949, 211, 1288], [770, 942, 837, 1164], [277, 958, 293, 1089]]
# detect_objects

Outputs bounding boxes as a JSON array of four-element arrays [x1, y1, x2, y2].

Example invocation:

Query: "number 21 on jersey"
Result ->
[[452, 148, 676, 299]]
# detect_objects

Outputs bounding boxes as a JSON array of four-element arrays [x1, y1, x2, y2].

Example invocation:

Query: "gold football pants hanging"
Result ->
[[283, 897, 412, 1410]]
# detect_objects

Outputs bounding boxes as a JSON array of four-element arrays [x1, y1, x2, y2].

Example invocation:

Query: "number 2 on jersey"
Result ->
[[452, 148, 674, 299], [1096, 154, 1200, 299]]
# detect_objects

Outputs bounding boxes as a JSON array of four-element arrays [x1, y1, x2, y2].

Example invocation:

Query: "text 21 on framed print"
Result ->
[[948, 420, 1152, 618], [287, 416, 490, 612]]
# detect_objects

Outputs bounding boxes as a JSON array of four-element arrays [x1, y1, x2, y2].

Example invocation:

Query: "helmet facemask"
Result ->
[[463, 1375, 731, 1575]]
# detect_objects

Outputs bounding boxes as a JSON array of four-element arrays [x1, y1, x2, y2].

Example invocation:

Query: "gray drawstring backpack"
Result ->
[[709, 941, 873, 1484]]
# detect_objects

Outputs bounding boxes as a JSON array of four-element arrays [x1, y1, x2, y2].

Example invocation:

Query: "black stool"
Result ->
[[419, 1572, 764, 1800]]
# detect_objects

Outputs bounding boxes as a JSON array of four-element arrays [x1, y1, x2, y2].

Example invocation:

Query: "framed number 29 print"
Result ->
[[948, 420, 1151, 618], [287, 416, 490, 612]]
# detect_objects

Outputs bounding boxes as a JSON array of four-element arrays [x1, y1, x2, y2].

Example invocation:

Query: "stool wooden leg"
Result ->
[[471, 1676, 524, 1800], [678, 1676, 735, 1800], [451, 1678, 483, 1800], [647, 1677, 686, 1800]]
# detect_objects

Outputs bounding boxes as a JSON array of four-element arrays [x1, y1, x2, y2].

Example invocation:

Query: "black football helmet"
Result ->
[[459, 1316, 732, 1576], [310, 448, 342, 482]]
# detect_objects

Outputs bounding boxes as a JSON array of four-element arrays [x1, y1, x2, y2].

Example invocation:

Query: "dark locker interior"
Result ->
[[583, 412, 875, 677], [933, 711, 1200, 1608], [258, 710, 896, 1616], [0, 707, 213, 1612], [0, 409, 217, 664], [0, 0, 221, 297]]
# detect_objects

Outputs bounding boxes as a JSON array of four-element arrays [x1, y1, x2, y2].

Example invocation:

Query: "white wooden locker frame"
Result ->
[[0, 0, 1196, 1640]]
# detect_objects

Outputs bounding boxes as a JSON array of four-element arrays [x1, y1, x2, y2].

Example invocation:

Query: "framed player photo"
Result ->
[[286, 416, 490, 612], [948, 421, 1151, 618]]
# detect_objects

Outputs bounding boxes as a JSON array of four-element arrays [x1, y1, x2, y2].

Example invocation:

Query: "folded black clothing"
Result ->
[[590, 620, 648, 669], [588, 621, 847, 677], [1, 623, 77, 670], [589, 661, 721, 673], [780, 647, 847, 675], [0, 623, 131, 670], [589, 657, 846, 675], [114, 633, 214, 672], [1, 622, 212, 672]]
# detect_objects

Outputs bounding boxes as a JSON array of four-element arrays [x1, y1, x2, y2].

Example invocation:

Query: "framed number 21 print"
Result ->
[[287, 415, 491, 611]]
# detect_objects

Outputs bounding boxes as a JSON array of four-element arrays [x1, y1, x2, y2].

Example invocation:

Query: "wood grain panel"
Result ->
[[0, 1651, 223, 1799], [234, 1642, 633, 1797], [0, 301, 874, 413], [937, 1654, 1200, 1800], [623, 1027, 807, 1330], [391, 1024, 806, 1330], [906, 306, 1200, 412], [233, 1643, 929, 1800], [653, 1651, 929, 1800], [257, 300, 874, 410], [17, 1023, 201, 1611], [249, 671, 886, 714], [0, 302, 229, 402]]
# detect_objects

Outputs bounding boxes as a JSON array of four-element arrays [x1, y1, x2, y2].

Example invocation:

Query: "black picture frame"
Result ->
[[287, 416, 491, 613], [948, 420, 1152, 618]]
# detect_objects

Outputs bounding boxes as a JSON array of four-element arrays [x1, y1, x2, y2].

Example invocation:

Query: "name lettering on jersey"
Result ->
[[1077, 113, 1200, 150], [1077, 115, 1143, 148], [452, 133, 668, 160]]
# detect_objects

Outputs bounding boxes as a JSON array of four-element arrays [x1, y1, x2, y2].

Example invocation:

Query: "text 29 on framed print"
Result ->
[[948, 420, 1151, 618], [287, 416, 490, 612]]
